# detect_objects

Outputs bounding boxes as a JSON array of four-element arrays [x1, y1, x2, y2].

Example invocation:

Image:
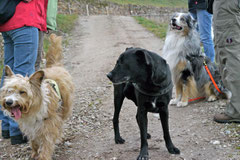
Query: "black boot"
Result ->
[[11, 134, 28, 145], [2, 130, 10, 139]]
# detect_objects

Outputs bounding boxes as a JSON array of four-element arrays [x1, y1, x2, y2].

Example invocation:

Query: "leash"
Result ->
[[203, 60, 222, 94], [188, 59, 222, 102], [188, 96, 205, 102]]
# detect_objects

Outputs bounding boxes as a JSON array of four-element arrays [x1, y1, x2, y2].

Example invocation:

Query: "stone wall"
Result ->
[[58, 1, 187, 23]]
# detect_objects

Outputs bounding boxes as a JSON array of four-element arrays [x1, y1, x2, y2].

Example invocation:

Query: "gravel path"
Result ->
[[0, 15, 239, 160]]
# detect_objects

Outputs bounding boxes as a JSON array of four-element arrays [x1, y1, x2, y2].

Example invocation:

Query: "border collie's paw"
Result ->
[[177, 101, 188, 107], [208, 95, 217, 102], [170, 99, 179, 105]]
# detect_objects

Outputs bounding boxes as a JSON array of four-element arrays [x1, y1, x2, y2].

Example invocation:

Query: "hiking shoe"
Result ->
[[213, 113, 240, 123], [11, 134, 28, 145], [2, 130, 10, 139]]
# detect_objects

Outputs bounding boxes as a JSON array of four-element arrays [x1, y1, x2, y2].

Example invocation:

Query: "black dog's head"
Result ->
[[107, 47, 170, 86]]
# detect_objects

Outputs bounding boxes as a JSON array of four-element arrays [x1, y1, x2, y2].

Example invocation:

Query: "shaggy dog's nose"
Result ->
[[5, 99, 13, 106]]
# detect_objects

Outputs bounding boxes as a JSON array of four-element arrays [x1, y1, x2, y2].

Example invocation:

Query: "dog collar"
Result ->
[[132, 82, 173, 97], [45, 79, 62, 100]]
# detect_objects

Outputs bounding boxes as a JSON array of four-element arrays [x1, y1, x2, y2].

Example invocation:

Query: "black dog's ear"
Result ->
[[151, 59, 168, 86], [135, 50, 168, 86], [125, 47, 133, 51], [135, 49, 152, 65]]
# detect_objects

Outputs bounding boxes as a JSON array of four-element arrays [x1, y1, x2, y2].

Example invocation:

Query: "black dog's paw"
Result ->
[[147, 133, 151, 139], [115, 136, 125, 144], [137, 155, 149, 160], [167, 146, 180, 154]]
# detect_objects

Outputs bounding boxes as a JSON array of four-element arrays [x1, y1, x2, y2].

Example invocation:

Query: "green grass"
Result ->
[[0, 58, 3, 78], [43, 14, 78, 53], [56, 14, 78, 34], [106, 0, 187, 8], [134, 16, 168, 39]]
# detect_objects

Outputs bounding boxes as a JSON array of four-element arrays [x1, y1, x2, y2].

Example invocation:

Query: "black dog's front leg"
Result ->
[[136, 108, 149, 160], [113, 84, 125, 144], [159, 107, 180, 154]]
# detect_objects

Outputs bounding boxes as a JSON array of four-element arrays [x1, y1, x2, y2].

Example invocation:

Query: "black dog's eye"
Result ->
[[180, 17, 184, 21]]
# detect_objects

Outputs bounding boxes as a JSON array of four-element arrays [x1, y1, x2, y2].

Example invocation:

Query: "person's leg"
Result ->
[[35, 31, 44, 70], [1, 26, 38, 143], [11, 26, 38, 76], [0, 32, 15, 139], [196, 9, 215, 62], [8, 26, 38, 141], [213, 0, 240, 123]]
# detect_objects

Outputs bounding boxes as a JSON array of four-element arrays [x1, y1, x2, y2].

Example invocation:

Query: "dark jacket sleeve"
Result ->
[[188, 0, 207, 11], [207, 0, 214, 14]]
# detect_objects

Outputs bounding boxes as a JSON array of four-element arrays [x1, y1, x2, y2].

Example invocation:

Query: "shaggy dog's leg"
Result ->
[[31, 140, 39, 159], [38, 137, 55, 160]]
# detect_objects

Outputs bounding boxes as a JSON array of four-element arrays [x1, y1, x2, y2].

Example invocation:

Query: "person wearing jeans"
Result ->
[[0, 0, 48, 145], [188, 0, 215, 62]]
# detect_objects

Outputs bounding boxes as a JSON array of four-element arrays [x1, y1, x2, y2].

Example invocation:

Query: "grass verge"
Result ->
[[105, 0, 187, 8], [43, 13, 78, 53], [134, 16, 168, 39]]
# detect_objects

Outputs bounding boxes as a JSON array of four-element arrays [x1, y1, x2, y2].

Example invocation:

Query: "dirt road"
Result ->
[[0, 15, 239, 160]]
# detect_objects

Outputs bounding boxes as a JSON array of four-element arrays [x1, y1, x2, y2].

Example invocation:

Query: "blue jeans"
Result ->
[[190, 9, 215, 62], [0, 26, 38, 136]]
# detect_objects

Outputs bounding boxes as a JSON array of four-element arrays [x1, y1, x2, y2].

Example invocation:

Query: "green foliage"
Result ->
[[134, 16, 168, 39], [43, 14, 78, 53], [56, 14, 78, 34], [105, 0, 187, 8], [0, 58, 3, 80]]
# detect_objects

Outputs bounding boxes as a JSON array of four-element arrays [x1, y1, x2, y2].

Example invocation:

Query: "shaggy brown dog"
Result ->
[[0, 34, 74, 160]]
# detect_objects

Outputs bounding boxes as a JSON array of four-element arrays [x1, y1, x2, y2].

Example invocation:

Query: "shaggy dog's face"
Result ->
[[170, 13, 195, 33], [0, 66, 43, 120]]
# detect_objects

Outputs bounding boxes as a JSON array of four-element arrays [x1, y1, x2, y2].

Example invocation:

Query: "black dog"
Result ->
[[107, 47, 180, 160]]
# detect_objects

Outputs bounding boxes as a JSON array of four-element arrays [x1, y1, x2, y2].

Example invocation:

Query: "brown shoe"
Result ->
[[214, 113, 240, 123]]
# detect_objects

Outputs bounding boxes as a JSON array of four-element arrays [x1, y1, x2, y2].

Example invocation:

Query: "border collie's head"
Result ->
[[170, 13, 196, 34]]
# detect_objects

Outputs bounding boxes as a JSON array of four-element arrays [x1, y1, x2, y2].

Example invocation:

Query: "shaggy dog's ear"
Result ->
[[29, 70, 45, 86], [135, 49, 152, 65], [5, 65, 14, 77]]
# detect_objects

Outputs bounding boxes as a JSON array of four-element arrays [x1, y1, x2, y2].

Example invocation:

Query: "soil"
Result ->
[[0, 15, 239, 160]]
